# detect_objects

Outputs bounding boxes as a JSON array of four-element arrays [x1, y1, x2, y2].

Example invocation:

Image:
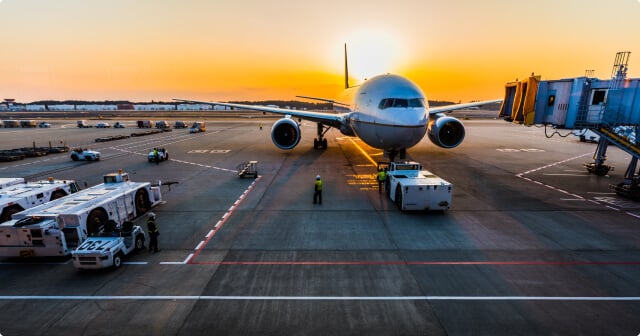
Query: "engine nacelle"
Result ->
[[427, 113, 465, 149], [271, 117, 301, 150]]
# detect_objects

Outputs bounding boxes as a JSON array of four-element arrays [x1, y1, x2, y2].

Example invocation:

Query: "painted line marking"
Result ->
[[347, 137, 378, 167], [0, 295, 639, 301], [122, 261, 148, 265], [190, 260, 640, 266], [183, 254, 193, 264], [206, 229, 215, 238], [159, 262, 185, 265], [186, 175, 263, 264], [195, 241, 205, 250]]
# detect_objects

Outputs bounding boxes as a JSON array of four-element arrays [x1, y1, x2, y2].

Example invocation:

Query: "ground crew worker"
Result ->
[[377, 168, 386, 193], [313, 175, 323, 205], [153, 148, 159, 165], [146, 212, 160, 252]]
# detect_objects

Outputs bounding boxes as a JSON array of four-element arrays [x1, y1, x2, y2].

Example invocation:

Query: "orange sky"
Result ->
[[1, 0, 639, 103]]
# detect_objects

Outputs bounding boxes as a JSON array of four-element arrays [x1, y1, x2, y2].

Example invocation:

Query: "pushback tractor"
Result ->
[[0, 170, 161, 258]]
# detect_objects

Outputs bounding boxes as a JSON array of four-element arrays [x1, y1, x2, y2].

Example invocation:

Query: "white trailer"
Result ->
[[0, 178, 25, 189], [0, 178, 80, 223], [384, 161, 452, 212], [0, 171, 161, 257]]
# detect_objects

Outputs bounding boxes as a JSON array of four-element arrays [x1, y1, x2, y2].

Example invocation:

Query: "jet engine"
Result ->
[[271, 117, 301, 150], [427, 113, 465, 149]]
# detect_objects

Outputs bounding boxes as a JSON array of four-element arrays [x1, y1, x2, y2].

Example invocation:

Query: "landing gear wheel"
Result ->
[[321, 139, 327, 149], [313, 139, 319, 149], [594, 165, 610, 176], [71, 154, 79, 161]]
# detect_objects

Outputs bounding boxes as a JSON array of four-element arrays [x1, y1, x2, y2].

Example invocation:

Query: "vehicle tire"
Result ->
[[0, 205, 24, 223], [135, 235, 145, 251], [113, 253, 123, 269], [322, 139, 327, 149], [86, 207, 109, 235], [595, 165, 609, 176], [395, 184, 403, 211], [50, 190, 67, 201], [71, 154, 79, 161], [86, 156, 92, 162], [165, 153, 169, 160], [134, 188, 150, 217]]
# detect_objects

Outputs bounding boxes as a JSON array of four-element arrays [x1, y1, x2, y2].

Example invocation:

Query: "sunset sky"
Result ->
[[1, 0, 639, 103]]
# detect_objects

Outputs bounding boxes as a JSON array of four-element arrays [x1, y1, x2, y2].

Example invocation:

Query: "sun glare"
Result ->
[[345, 30, 406, 82]]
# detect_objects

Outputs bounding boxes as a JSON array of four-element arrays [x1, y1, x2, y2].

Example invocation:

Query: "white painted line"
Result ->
[[183, 254, 193, 264], [214, 221, 221, 228], [1, 295, 639, 301], [560, 199, 585, 201], [606, 206, 619, 211], [228, 205, 236, 212], [159, 261, 186, 265], [625, 212, 640, 219], [122, 261, 148, 265], [195, 241, 205, 250], [206, 229, 215, 238], [222, 212, 229, 219]]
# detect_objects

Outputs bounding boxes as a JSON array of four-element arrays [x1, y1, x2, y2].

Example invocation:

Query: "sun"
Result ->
[[345, 30, 407, 82]]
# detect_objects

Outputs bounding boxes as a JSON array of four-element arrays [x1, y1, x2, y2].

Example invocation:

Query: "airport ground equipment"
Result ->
[[77, 120, 91, 128], [382, 161, 452, 211], [0, 170, 161, 257], [70, 148, 101, 161], [0, 178, 24, 189], [500, 52, 640, 199], [148, 148, 169, 162], [0, 178, 80, 223], [113, 122, 125, 128], [237, 161, 258, 178], [137, 120, 154, 128], [189, 121, 206, 133], [71, 220, 145, 269]]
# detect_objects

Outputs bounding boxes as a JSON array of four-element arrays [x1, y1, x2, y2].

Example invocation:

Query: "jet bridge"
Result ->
[[500, 52, 640, 200]]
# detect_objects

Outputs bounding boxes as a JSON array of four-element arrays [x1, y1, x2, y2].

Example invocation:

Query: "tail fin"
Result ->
[[344, 43, 350, 89]]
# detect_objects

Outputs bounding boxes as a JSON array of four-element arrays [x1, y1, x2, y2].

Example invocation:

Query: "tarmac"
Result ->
[[0, 114, 639, 335]]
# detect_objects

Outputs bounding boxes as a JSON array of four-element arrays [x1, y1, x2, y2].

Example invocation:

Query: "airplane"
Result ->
[[176, 44, 501, 161]]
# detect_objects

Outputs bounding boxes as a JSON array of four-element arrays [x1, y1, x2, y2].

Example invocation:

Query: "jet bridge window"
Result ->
[[378, 98, 424, 110], [592, 90, 607, 105]]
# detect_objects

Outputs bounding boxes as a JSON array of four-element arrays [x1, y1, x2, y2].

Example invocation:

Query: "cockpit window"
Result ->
[[378, 98, 424, 109]]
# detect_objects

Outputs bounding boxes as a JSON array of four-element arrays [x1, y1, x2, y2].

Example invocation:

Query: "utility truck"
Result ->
[[382, 161, 452, 212], [0, 178, 80, 223], [0, 170, 161, 257], [72, 220, 145, 269]]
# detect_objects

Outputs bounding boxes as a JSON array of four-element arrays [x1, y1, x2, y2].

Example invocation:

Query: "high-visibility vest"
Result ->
[[315, 179, 323, 191], [377, 171, 386, 181], [146, 218, 158, 233]]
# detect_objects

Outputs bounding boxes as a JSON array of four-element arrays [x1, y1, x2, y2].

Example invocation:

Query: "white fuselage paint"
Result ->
[[342, 74, 428, 151]]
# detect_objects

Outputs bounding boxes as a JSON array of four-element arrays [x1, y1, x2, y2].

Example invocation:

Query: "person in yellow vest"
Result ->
[[313, 175, 323, 205], [146, 212, 160, 252], [377, 168, 386, 193]]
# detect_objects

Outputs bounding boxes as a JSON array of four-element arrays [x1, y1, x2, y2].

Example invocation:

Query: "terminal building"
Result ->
[[500, 52, 640, 200]]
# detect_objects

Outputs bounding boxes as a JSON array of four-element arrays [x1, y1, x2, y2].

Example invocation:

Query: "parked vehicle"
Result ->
[[70, 148, 101, 161], [72, 220, 146, 269], [95, 122, 110, 128], [77, 120, 91, 128], [155, 120, 170, 129], [38, 122, 51, 128], [189, 121, 206, 133], [137, 120, 153, 128], [174, 121, 187, 128], [113, 122, 126, 128]]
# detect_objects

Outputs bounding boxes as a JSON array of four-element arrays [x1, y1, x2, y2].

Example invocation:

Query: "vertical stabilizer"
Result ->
[[344, 43, 350, 89]]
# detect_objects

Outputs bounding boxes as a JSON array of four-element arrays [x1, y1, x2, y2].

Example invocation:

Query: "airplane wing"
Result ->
[[429, 99, 502, 114], [174, 99, 346, 128]]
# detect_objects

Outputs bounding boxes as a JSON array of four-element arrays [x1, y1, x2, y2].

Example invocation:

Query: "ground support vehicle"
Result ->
[[0, 178, 80, 223], [72, 220, 145, 269], [189, 121, 206, 133], [38, 122, 50, 128], [137, 120, 153, 128], [383, 161, 452, 212], [174, 121, 187, 128], [70, 148, 101, 161], [95, 122, 110, 128], [0, 178, 24, 189], [0, 171, 161, 257], [237, 161, 258, 178], [77, 120, 91, 128], [113, 122, 125, 128], [148, 148, 169, 162]]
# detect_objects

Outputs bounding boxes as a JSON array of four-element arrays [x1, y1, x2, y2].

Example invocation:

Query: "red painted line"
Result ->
[[190, 260, 640, 266], [187, 175, 262, 264]]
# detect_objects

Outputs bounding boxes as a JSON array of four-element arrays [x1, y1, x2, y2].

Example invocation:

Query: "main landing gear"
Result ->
[[313, 123, 329, 150], [386, 149, 406, 163]]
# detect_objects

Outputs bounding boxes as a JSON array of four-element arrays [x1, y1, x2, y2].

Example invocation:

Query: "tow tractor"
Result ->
[[70, 148, 101, 161], [237, 161, 258, 178], [148, 148, 169, 163], [382, 161, 452, 212], [72, 220, 145, 269]]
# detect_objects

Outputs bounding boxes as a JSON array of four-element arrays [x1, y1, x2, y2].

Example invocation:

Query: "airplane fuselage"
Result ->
[[343, 74, 429, 152]]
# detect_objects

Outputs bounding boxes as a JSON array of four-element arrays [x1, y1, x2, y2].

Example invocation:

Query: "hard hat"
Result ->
[[148, 212, 156, 218], [316, 175, 321, 179]]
